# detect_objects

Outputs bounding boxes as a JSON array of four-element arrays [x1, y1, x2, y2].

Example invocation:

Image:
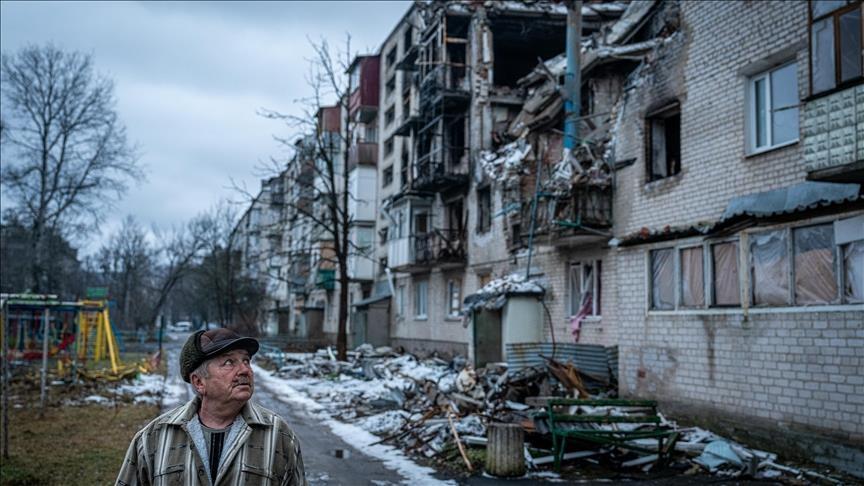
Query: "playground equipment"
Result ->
[[0, 293, 124, 376]]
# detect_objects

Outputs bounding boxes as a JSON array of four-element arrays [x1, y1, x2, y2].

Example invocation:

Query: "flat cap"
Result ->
[[180, 328, 259, 382]]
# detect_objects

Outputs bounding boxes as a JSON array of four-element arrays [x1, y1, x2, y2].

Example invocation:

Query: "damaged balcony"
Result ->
[[517, 184, 613, 246], [388, 228, 466, 273], [347, 55, 380, 123]]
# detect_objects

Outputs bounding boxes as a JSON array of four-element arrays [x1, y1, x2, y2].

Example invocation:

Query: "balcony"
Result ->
[[348, 142, 378, 168], [315, 268, 336, 290], [519, 185, 613, 246], [803, 85, 864, 182], [387, 229, 466, 273], [419, 65, 470, 108], [413, 157, 470, 192]]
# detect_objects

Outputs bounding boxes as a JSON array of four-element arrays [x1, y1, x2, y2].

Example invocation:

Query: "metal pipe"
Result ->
[[2, 302, 9, 459], [40, 308, 50, 414], [564, 0, 582, 151]]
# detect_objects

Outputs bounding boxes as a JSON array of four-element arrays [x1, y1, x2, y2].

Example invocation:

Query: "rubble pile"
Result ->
[[262, 346, 845, 483]]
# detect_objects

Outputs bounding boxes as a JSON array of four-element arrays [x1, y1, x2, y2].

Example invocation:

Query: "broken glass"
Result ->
[[751, 230, 790, 306], [794, 225, 837, 305]]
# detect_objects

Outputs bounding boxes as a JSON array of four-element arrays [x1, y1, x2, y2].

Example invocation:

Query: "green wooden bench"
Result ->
[[545, 398, 679, 470]]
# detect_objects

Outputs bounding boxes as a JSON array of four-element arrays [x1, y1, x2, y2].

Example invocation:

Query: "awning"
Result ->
[[720, 181, 860, 221], [353, 294, 391, 308]]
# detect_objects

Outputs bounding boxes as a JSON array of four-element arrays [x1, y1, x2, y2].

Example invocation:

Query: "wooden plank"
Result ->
[[551, 415, 661, 424]]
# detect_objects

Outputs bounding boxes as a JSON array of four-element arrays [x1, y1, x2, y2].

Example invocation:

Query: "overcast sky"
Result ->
[[0, 0, 408, 255]]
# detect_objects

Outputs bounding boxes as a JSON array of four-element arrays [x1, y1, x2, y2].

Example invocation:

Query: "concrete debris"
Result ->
[[261, 345, 846, 483]]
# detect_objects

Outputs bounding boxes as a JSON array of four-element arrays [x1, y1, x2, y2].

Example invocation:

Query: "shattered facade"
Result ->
[[235, 0, 864, 474]]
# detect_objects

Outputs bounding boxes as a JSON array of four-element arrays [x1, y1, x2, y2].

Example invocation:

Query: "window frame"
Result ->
[[447, 279, 462, 318], [746, 61, 800, 154], [414, 280, 428, 319], [476, 186, 491, 233], [568, 260, 602, 317], [649, 248, 675, 310], [808, 0, 864, 97], [678, 244, 707, 308], [644, 102, 682, 183]]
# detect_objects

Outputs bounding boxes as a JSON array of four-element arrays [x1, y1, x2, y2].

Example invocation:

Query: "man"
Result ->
[[117, 328, 307, 485]]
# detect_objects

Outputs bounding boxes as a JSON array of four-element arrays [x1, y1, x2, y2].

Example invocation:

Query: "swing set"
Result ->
[[0, 293, 127, 378]]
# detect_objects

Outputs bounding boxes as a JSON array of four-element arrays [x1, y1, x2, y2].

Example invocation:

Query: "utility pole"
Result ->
[[564, 0, 582, 152], [526, 0, 581, 281]]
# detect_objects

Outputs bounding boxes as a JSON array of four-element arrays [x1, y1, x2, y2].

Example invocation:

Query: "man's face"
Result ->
[[194, 349, 255, 406]]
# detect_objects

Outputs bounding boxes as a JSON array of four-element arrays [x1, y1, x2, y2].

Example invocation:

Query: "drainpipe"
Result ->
[[564, 0, 582, 153]]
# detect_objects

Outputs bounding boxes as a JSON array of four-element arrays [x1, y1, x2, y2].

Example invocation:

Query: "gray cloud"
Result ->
[[0, 0, 408, 254]]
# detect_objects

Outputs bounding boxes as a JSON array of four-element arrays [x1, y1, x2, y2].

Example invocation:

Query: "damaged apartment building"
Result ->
[[235, 0, 863, 474]]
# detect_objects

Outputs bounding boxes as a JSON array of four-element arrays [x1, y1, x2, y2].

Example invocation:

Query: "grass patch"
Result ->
[[0, 402, 158, 485]]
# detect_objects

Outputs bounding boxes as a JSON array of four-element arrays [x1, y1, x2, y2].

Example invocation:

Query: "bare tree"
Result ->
[[94, 215, 153, 330], [0, 44, 142, 292], [259, 37, 359, 360]]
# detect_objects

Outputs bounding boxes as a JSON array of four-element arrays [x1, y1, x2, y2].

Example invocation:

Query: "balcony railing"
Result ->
[[520, 185, 613, 240], [413, 157, 469, 191], [389, 229, 466, 272], [802, 85, 864, 182], [348, 142, 378, 167]]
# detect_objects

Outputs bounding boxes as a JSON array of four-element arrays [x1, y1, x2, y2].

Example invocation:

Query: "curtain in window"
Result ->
[[712, 242, 740, 306], [651, 249, 674, 309], [681, 247, 704, 306], [751, 230, 789, 305], [846, 241, 864, 303], [794, 225, 837, 304]]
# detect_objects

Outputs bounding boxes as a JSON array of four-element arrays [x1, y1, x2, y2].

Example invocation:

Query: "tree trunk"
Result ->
[[486, 423, 525, 477], [336, 264, 349, 361]]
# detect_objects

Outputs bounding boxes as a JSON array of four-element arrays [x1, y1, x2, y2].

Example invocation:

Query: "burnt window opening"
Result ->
[[385, 106, 395, 127], [383, 166, 394, 187], [446, 116, 466, 167], [384, 138, 394, 158], [446, 198, 464, 234], [810, 1, 863, 95], [386, 75, 396, 97], [403, 26, 413, 52], [645, 103, 681, 182], [490, 19, 566, 88], [400, 148, 410, 188], [477, 186, 491, 233], [386, 46, 398, 69]]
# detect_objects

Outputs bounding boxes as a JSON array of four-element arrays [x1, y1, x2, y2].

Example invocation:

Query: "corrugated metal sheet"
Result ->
[[505, 342, 618, 382]]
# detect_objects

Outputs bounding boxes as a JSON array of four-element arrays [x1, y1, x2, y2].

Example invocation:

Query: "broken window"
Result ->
[[794, 224, 838, 305], [385, 106, 395, 127], [650, 248, 674, 310], [414, 280, 428, 318], [751, 230, 790, 306], [383, 166, 393, 187], [645, 104, 681, 182], [396, 284, 405, 316], [365, 124, 378, 143], [569, 261, 601, 317], [386, 75, 396, 97], [400, 148, 409, 187], [384, 137, 394, 157], [447, 279, 461, 317], [711, 241, 740, 306], [403, 26, 413, 51], [844, 240, 864, 302], [748, 62, 799, 152], [680, 246, 705, 307], [386, 46, 397, 69], [810, 1, 863, 94], [477, 186, 491, 233], [414, 212, 428, 235]]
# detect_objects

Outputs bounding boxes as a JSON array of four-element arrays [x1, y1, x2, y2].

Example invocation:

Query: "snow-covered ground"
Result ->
[[254, 363, 455, 486]]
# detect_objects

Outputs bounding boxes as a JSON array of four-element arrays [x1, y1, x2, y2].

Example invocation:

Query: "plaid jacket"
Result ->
[[116, 397, 307, 486]]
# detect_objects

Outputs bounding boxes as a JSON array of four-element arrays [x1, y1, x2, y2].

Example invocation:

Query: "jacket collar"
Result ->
[[160, 396, 268, 427]]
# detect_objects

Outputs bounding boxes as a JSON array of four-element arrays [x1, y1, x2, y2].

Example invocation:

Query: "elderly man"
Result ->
[[117, 328, 307, 485]]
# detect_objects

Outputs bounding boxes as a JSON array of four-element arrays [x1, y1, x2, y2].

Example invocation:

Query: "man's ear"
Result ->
[[190, 373, 206, 395]]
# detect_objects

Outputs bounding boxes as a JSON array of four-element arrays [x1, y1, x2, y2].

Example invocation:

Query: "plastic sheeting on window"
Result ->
[[712, 242, 740, 306], [845, 241, 864, 303], [794, 225, 837, 304], [751, 230, 790, 305], [651, 248, 674, 310], [681, 247, 704, 307]]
